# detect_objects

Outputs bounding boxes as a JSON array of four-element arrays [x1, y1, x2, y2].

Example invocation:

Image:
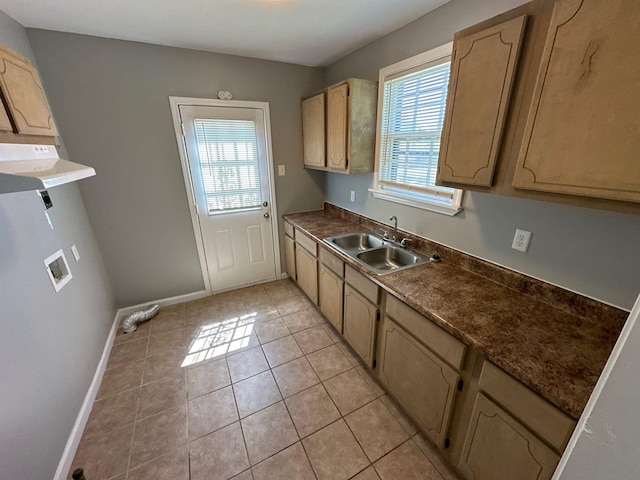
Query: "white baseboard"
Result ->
[[53, 309, 120, 480], [54, 289, 209, 479], [117, 289, 209, 317]]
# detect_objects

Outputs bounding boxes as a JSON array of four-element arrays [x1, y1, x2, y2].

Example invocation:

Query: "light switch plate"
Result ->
[[350, 190, 356, 202], [71, 244, 80, 262], [278, 165, 285, 176]]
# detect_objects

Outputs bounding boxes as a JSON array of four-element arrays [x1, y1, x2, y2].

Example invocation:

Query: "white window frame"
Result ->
[[371, 42, 463, 216]]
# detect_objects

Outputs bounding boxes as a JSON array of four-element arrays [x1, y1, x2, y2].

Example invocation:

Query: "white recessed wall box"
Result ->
[[44, 249, 73, 292], [0, 143, 95, 194]]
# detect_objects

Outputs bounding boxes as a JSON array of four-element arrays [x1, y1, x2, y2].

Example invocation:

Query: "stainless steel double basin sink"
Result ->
[[324, 232, 438, 275]]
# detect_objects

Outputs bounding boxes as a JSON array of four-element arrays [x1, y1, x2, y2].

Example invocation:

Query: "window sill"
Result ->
[[369, 188, 463, 216]]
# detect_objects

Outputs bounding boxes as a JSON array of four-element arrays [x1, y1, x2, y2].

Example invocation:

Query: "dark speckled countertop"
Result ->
[[284, 208, 627, 419]]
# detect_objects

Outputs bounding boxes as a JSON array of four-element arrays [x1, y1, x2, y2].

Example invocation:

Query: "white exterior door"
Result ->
[[176, 101, 278, 293]]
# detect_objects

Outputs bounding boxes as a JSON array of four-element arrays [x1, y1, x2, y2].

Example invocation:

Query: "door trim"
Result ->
[[169, 96, 282, 294]]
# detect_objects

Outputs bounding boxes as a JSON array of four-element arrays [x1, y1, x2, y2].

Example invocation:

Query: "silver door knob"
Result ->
[[262, 201, 269, 207], [263, 212, 270, 219]]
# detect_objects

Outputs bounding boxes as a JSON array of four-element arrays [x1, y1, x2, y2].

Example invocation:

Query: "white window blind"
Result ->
[[194, 118, 261, 214], [378, 59, 454, 199]]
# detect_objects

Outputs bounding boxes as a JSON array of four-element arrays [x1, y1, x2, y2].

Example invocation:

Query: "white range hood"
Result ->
[[0, 143, 95, 193]]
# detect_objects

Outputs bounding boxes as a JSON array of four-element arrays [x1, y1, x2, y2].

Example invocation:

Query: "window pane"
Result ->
[[194, 119, 262, 213], [379, 60, 454, 197]]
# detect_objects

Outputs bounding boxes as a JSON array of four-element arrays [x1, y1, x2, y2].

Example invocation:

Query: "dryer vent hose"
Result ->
[[122, 304, 160, 333]]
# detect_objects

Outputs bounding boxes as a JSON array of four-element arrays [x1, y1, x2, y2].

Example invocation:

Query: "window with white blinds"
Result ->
[[194, 118, 262, 214], [373, 43, 463, 215]]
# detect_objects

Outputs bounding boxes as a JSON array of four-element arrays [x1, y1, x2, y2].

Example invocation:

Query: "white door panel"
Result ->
[[177, 102, 278, 292]]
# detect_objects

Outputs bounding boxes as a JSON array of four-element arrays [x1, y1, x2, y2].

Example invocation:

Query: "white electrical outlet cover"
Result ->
[[512, 229, 532, 252], [350, 190, 356, 202]]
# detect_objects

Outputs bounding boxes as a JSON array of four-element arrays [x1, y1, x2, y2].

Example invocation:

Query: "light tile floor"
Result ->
[[70, 279, 459, 480]]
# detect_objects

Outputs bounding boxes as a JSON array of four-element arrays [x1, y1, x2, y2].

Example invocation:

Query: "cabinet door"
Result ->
[[284, 234, 296, 280], [438, 15, 527, 186], [378, 316, 459, 447], [512, 0, 640, 202], [343, 284, 377, 367], [320, 264, 344, 333], [302, 92, 326, 168], [0, 103, 12, 131], [296, 246, 318, 305], [327, 83, 348, 171], [0, 45, 58, 136], [459, 394, 559, 480]]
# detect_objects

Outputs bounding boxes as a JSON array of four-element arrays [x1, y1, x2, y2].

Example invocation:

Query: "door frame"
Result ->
[[169, 96, 282, 294]]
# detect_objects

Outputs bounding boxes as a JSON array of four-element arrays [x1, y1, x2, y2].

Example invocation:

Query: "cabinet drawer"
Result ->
[[295, 229, 317, 256], [283, 222, 294, 238], [479, 362, 575, 452], [319, 247, 344, 277], [345, 265, 379, 304], [386, 295, 465, 370]]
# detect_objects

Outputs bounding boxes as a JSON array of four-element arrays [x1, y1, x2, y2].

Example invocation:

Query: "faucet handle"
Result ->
[[400, 237, 412, 248], [381, 229, 391, 241]]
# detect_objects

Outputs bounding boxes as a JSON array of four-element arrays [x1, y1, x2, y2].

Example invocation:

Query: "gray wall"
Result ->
[[325, 0, 640, 310], [0, 10, 116, 480], [27, 30, 326, 307]]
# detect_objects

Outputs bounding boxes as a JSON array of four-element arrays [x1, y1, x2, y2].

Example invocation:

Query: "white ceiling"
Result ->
[[0, 0, 450, 67]]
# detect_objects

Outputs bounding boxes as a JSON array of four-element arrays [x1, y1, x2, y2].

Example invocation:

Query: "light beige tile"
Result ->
[[264, 279, 300, 302], [149, 305, 185, 334], [185, 299, 218, 325], [126, 446, 189, 480], [373, 440, 444, 480], [71, 423, 133, 480], [272, 356, 320, 397], [306, 344, 352, 381], [262, 335, 303, 368], [147, 328, 186, 357], [96, 359, 144, 399], [336, 340, 363, 366], [284, 384, 340, 438], [324, 368, 376, 415], [412, 433, 459, 480], [186, 358, 230, 398], [353, 466, 381, 480], [143, 350, 187, 384], [231, 470, 254, 480], [129, 405, 187, 468], [188, 385, 238, 440], [282, 307, 322, 333], [293, 326, 334, 354], [83, 389, 139, 439], [254, 318, 290, 344], [114, 321, 150, 345], [275, 295, 314, 316], [245, 302, 280, 323], [345, 399, 409, 462], [233, 370, 282, 418], [189, 422, 250, 480], [355, 365, 386, 397], [241, 401, 299, 465], [107, 337, 148, 369], [321, 323, 342, 343], [379, 394, 418, 436], [302, 419, 369, 480], [227, 346, 269, 383], [251, 442, 315, 480], [137, 374, 186, 419]]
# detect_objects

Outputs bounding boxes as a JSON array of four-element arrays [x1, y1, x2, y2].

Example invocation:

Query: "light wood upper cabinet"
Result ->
[[302, 78, 377, 173], [0, 44, 58, 137], [512, 0, 640, 202], [458, 394, 559, 480], [0, 103, 12, 131], [438, 15, 527, 187], [302, 92, 325, 168]]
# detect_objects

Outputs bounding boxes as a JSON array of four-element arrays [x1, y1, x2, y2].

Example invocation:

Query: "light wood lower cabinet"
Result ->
[[377, 316, 460, 448], [458, 393, 559, 480], [343, 284, 377, 367], [295, 245, 317, 305], [284, 234, 296, 280], [319, 263, 344, 332]]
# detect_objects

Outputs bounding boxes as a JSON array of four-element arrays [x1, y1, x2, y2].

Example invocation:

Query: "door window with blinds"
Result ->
[[194, 118, 262, 214], [372, 43, 463, 215]]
